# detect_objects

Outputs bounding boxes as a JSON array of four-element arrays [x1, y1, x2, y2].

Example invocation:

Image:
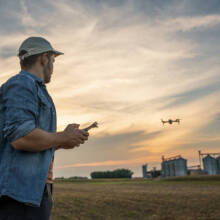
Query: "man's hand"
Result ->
[[58, 123, 89, 150], [11, 124, 89, 152]]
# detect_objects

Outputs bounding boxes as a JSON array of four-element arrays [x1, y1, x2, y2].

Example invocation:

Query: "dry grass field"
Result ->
[[51, 176, 220, 220]]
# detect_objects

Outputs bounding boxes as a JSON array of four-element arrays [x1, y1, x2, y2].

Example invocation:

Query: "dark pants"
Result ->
[[0, 184, 53, 220]]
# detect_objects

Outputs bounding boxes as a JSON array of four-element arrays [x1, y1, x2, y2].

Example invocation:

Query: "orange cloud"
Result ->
[[54, 156, 159, 169]]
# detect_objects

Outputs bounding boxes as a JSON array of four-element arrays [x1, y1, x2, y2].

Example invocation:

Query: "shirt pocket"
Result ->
[[37, 89, 52, 130]]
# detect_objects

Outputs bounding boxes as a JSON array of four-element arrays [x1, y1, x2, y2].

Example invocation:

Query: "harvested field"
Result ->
[[51, 176, 220, 220]]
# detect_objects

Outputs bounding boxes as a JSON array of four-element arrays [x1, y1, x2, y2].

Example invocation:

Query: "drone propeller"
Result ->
[[175, 119, 181, 124]]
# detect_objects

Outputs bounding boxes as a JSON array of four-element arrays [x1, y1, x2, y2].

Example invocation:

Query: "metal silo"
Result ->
[[217, 156, 220, 174], [203, 155, 217, 175], [161, 155, 187, 177], [165, 161, 170, 176], [174, 157, 187, 176], [162, 161, 169, 177], [142, 164, 148, 178], [169, 161, 175, 176]]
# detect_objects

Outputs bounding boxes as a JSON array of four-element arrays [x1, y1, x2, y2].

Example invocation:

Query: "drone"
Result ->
[[161, 119, 181, 125]]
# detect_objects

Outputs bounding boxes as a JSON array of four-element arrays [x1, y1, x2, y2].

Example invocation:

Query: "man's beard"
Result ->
[[43, 61, 53, 84]]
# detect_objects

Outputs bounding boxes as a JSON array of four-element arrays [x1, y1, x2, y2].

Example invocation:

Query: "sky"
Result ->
[[0, 0, 220, 177]]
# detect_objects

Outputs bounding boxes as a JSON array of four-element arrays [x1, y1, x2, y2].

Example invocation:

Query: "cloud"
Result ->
[[174, 0, 220, 16], [54, 129, 162, 168], [0, 1, 24, 34], [159, 14, 220, 32], [197, 112, 220, 136], [19, 0, 44, 29], [55, 158, 143, 169], [161, 80, 220, 109], [0, 0, 220, 177], [0, 46, 17, 59]]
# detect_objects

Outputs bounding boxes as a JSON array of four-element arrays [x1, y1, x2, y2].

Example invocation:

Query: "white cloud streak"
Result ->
[[160, 14, 220, 32]]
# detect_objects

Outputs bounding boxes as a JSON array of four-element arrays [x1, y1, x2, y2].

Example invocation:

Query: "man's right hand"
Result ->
[[60, 123, 89, 149]]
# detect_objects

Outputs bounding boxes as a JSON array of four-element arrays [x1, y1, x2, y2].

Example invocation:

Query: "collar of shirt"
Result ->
[[19, 70, 45, 87]]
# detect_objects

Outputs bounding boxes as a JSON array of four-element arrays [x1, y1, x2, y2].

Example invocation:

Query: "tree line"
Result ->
[[90, 169, 133, 179]]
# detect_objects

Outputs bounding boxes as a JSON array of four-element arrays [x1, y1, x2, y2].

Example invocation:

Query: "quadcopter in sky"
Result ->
[[161, 119, 181, 125]]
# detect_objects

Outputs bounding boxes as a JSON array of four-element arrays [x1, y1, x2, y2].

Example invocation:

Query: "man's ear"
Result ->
[[40, 53, 48, 66]]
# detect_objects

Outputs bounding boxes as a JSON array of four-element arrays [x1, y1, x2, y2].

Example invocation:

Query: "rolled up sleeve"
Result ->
[[2, 76, 39, 143]]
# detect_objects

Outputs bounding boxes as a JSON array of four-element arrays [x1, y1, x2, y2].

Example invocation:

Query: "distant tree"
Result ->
[[68, 176, 88, 180], [90, 169, 133, 179]]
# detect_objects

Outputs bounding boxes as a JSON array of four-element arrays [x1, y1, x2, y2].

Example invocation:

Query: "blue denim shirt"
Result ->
[[0, 70, 56, 206]]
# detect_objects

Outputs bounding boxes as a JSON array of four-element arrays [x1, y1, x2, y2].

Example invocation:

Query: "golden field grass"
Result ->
[[51, 176, 220, 220]]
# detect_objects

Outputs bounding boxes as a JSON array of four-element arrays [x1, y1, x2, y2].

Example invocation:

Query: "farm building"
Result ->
[[203, 155, 218, 175], [142, 164, 153, 178], [161, 155, 187, 177], [187, 165, 203, 175]]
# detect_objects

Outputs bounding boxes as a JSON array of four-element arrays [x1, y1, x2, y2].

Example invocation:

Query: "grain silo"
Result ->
[[162, 161, 170, 177], [203, 155, 217, 175], [161, 155, 187, 177], [174, 157, 187, 176], [216, 156, 220, 174], [168, 161, 175, 176], [142, 164, 148, 178], [161, 161, 166, 177]]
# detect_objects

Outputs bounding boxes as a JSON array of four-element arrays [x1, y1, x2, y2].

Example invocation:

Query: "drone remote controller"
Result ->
[[83, 122, 98, 131]]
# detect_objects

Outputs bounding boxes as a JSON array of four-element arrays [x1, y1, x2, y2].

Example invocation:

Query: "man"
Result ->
[[0, 37, 89, 220]]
